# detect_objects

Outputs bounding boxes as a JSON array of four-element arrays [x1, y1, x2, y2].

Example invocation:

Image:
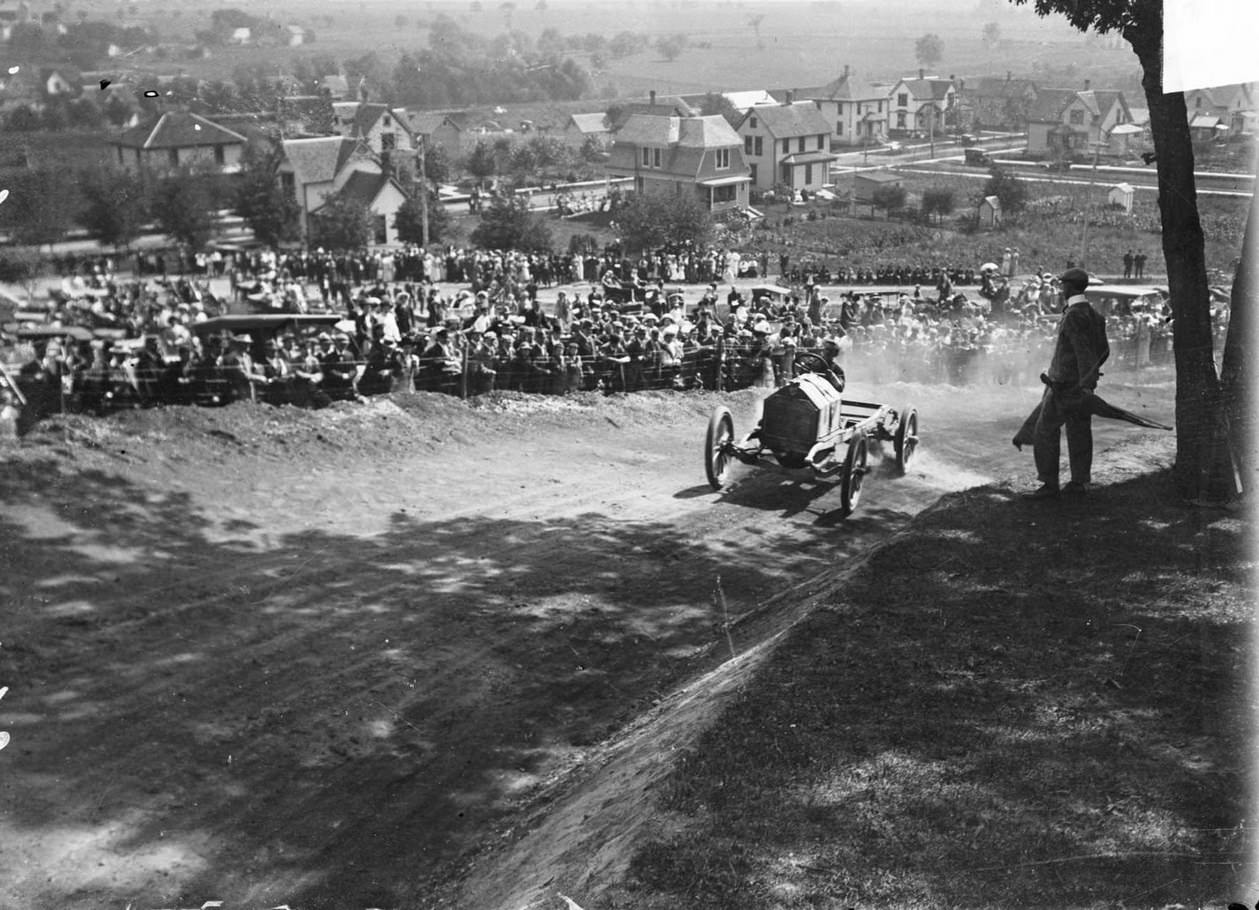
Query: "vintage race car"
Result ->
[[704, 351, 919, 515]]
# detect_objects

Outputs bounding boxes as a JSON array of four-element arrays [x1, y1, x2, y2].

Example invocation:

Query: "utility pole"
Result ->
[[1078, 140, 1103, 268], [417, 135, 429, 248]]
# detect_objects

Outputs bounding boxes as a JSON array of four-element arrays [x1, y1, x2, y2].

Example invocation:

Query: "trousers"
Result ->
[[1015, 386, 1094, 486]]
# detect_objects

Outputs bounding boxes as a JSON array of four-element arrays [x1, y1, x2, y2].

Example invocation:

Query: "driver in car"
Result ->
[[817, 336, 847, 392]]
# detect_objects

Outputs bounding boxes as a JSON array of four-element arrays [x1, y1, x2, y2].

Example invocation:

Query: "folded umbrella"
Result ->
[[1013, 391, 1173, 450]]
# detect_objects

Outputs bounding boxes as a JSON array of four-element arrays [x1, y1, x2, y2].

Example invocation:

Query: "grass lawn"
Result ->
[[607, 437, 1253, 910]]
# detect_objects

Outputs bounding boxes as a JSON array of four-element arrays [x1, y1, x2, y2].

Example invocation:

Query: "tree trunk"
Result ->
[[1220, 179, 1256, 492], [1127, 15, 1237, 502]]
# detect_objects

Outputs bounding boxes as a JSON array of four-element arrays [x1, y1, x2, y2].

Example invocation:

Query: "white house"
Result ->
[[279, 136, 412, 245], [887, 71, 957, 135], [734, 98, 836, 193], [797, 67, 888, 147]]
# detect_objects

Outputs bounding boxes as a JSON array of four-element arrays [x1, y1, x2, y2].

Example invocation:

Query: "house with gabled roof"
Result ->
[[406, 109, 469, 158], [110, 111, 248, 173], [1026, 82, 1132, 159], [280, 136, 413, 246], [795, 66, 888, 147], [564, 111, 612, 150], [1184, 83, 1255, 136], [330, 101, 414, 162], [605, 112, 751, 215], [280, 136, 377, 239], [311, 170, 410, 246], [888, 70, 957, 135], [964, 73, 1039, 130], [734, 96, 837, 193]]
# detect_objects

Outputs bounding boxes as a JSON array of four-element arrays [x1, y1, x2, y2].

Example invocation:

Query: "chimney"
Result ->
[[843, 64, 850, 79], [1084, 79, 1091, 91], [785, 89, 794, 105], [650, 89, 656, 106], [1006, 70, 1012, 82], [919, 68, 924, 80]]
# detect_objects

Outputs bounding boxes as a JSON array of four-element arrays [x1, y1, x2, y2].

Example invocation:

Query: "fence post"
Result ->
[[715, 336, 725, 392]]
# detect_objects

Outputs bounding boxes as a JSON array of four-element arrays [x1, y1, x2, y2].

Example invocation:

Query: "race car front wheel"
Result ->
[[705, 406, 735, 491]]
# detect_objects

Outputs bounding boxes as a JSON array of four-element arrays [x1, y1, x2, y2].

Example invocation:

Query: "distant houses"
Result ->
[[794, 67, 889, 147], [605, 111, 751, 214], [110, 111, 248, 173], [278, 136, 410, 246], [1025, 82, 1133, 160]]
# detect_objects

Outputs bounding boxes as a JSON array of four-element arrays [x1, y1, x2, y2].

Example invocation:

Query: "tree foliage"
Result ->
[[0, 167, 80, 249], [656, 33, 688, 62], [152, 167, 219, 250], [394, 187, 453, 246], [0, 247, 45, 289], [612, 192, 712, 255], [698, 92, 742, 128], [920, 186, 956, 223], [915, 33, 943, 68], [983, 165, 1028, 213], [464, 141, 498, 184], [312, 194, 374, 251], [981, 21, 1001, 49], [79, 166, 150, 249], [469, 194, 552, 252], [871, 184, 907, 212], [234, 142, 301, 248], [387, 14, 592, 108]]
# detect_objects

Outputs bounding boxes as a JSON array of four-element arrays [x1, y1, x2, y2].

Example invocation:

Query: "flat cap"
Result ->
[[1059, 267, 1091, 286]]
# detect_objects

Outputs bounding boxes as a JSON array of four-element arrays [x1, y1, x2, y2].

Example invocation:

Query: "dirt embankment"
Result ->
[[1, 376, 1216, 910]]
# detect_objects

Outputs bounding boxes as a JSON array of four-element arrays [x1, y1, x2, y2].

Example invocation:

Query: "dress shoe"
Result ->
[[1022, 483, 1059, 500], [1061, 481, 1090, 495]]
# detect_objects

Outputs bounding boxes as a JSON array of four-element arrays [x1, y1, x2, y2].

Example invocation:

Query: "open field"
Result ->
[[70, 0, 1144, 100]]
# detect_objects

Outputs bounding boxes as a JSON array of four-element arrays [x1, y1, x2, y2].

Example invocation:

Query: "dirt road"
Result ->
[[0, 374, 1176, 909]]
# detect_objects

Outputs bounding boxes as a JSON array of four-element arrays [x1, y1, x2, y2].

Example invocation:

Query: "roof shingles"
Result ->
[[114, 112, 247, 150]]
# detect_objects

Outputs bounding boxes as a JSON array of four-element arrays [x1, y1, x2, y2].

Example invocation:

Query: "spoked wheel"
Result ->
[[894, 406, 919, 474], [840, 429, 869, 515], [705, 405, 735, 491]]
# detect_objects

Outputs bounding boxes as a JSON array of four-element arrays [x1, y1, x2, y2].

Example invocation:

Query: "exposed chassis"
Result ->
[[705, 399, 920, 516]]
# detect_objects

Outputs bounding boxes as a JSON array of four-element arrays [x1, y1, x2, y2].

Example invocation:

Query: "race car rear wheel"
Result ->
[[894, 406, 919, 474], [840, 429, 869, 515], [705, 406, 735, 491]]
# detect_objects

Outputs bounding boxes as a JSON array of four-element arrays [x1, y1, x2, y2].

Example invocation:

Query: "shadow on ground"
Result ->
[[620, 469, 1254, 910], [0, 450, 877, 910]]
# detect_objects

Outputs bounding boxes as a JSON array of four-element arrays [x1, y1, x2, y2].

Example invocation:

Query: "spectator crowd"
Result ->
[[3, 243, 1205, 433]]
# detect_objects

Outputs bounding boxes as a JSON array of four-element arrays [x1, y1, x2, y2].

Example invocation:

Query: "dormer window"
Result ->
[[715, 148, 730, 169], [642, 146, 651, 166]]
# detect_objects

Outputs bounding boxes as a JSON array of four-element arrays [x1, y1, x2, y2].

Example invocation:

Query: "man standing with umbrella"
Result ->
[[1018, 267, 1110, 499]]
